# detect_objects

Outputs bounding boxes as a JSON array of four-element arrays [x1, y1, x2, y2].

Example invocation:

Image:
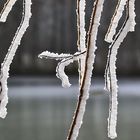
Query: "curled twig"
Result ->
[[56, 51, 86, 88], [39, 50, 86, 88]]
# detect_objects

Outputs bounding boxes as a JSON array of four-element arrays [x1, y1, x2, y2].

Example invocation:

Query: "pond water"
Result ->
[[0, 78, 140, 140]]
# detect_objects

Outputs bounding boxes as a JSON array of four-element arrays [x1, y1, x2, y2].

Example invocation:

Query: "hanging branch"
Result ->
[[105, 0, 128, 43], [66, 0, 105, 139], [104, 2, 129, 92], [104, 0, 136, 138], [106, 10, 129, 139], [76, 0, 86, 86], [0, 0, 32, 118], [104, 0, 136, 92], [0, 0, 18, 22]]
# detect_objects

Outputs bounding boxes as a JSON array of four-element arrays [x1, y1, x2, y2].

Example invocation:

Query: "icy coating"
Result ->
[[0, 0, 32, 118], [78, 0, 86, 85], [105, 0, 128, 43]]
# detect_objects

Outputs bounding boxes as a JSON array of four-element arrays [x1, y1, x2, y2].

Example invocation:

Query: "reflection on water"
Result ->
[[0, 87, 140, 140]]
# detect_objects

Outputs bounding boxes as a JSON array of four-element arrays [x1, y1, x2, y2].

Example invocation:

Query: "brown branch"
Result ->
[[67, 0, 100, 139]]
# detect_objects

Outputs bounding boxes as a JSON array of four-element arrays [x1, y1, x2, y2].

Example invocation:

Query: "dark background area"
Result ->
[[0, 0, 139, 76]]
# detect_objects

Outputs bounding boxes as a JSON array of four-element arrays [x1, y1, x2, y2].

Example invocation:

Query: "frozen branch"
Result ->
[[66, 0, 105, 139], [0, 0, 32, 118], [104, 5, 129, 92], [107, 20, 130, 139], [56, 51, 86, 88], [39, 50, 86, 88], [39, 50, 72, 60], [129, 0, 136, 31], [105, 0, 127, 43], [76, 0, 86, 86], [104, 0, 136, 138], [0, 0, 18, 22]]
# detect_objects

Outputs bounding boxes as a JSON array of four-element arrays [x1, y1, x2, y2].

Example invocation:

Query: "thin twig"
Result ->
[[66, 0, 105, 139], [76, 0, 86, 86], [0, 0, 32, 118], [104, 0, 136, 138], [105, 0, 128, 43], [0, 0, 18, 22], [104, 2, 129, 91]]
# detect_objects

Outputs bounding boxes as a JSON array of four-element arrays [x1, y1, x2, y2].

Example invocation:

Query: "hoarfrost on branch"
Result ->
[[0, 0, 32, 118]]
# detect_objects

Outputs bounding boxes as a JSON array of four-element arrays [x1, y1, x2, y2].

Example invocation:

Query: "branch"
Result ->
[[66, 0, 105, 139], [104, 0, 136, 138], [0, 0, 32, 118], [39, 50, 73, 60], [105, 0, 128, 43], [56, 51, 86, 88], [0, 0, 18, 22], [39, 50, 86, 88], [76, 0, 86, 86]]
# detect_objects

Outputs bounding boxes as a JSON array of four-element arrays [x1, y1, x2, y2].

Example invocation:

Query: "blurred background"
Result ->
[[0, 0, 140, 140]]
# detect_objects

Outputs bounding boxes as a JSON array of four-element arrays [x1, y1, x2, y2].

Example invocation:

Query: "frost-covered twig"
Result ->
[[56, 51, 86, 88], [0, 0, 18, 22], [0, 0, 32, 118], [107, 20, 130, 139], [39, 50, 72, 60], [66, 0, 105, 139], [128, 0, 136, 31], [76, 0, 86, 85], [104, 3, 129, 92], [105, 0, 127, 43], [39, 50, 86, 88], [104, 0, 136, 138]]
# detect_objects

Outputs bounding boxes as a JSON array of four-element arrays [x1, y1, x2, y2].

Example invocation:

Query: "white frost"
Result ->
[[107, 21, 130, 139], [78, 0, 86, 84], [106, 1, 136, 138], [56, 51, 86, 88], [0, 0, 32, 118], [67, 0, 105, 139], [56, 58, 72, 88], [39, 50, 72, 60], [0, 0, 18, 22], [105, 0, 127, 43], [129, 0, 136, 32]]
